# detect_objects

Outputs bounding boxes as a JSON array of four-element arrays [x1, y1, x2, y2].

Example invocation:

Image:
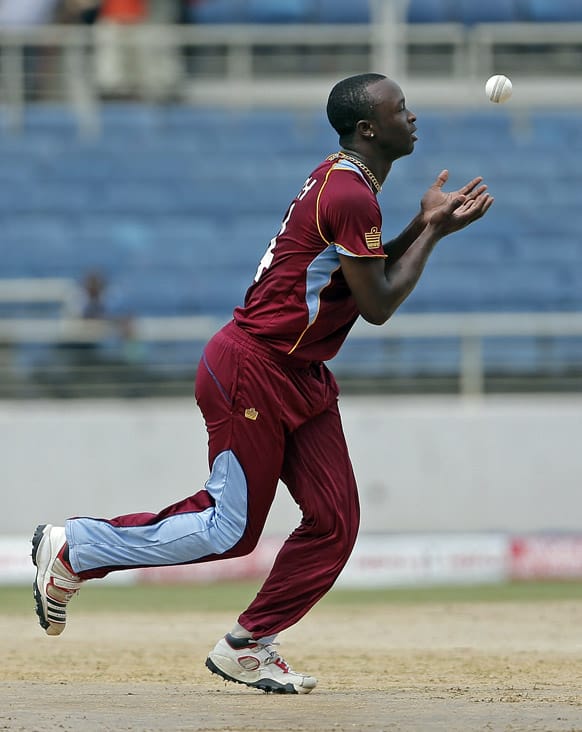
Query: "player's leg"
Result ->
[[206, 371, 358, 693], [32, 326, 286, 635], [238, 395, 360, 637]]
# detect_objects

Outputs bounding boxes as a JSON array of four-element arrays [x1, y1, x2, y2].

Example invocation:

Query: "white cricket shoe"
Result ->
[[206, 634, 317, 694], [32, 524, 83, 636]]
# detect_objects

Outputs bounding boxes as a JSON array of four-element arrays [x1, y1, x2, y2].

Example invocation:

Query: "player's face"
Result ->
[[367, 79, 417, 160]]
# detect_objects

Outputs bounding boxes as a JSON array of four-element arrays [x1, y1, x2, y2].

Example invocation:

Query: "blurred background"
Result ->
[[1, 0, 581, 588]]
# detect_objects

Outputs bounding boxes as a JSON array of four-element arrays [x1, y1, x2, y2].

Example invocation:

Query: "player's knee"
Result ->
[[307, 510, 359, 554]]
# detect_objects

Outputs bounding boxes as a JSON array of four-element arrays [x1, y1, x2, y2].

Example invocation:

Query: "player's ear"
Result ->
[[356, 119, 374, 140]]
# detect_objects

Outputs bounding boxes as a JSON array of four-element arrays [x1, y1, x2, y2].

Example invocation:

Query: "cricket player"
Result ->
[[32, 73, 493, 694]]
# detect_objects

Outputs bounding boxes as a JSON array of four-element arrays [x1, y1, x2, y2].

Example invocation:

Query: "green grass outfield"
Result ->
[[3, 580, 582, 616]]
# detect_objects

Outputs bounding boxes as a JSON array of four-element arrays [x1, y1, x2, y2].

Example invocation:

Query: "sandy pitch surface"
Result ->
[[2, 601, 582, 731]]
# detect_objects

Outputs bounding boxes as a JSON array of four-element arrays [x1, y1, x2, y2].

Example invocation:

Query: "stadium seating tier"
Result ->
[[1, 103, 581, 379], [186, 0, 582, 25]]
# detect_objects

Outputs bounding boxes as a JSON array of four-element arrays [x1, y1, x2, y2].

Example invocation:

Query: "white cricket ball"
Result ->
[[485, 75, 512, 104]]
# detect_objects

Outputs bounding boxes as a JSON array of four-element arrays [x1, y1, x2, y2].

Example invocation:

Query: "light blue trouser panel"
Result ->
[[66, 450, 248, 573]]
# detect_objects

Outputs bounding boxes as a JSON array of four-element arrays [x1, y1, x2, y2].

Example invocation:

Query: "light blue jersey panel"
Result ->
[[304, 246, 341, 326], [66, 450, 248, 573]]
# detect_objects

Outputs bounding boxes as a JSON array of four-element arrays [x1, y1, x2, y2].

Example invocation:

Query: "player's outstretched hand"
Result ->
[[420, 170, 492, 227], [427, 184, 494, 237]]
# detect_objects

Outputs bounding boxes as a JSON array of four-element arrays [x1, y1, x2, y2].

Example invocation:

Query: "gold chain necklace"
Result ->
[[327, 151, 382, 194]]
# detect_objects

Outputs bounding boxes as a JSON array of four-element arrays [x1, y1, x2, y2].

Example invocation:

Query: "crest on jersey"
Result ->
[[364, 226, 382, 250]]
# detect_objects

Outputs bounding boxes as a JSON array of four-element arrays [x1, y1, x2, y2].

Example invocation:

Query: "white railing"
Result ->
[[0, 278, 581, 396], [0, 278, 81, 317], [1, 21, 582, 132], [1, 312, 582, 396]]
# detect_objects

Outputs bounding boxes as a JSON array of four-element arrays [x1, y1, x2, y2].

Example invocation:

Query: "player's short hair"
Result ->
[[326, 73, 387, 140]]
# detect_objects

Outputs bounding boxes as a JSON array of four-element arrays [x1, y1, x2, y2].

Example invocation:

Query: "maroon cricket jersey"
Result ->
[[233, 156, 387, 362]]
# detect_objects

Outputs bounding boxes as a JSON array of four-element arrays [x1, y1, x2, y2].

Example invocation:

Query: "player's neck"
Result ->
[[339, 147, 391, 192]]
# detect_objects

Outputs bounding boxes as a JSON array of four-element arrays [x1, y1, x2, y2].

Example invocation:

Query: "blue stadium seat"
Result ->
[[396, 339, 460, 375], [483, 338, 543, 374], [1, 232, 76, 277], [540, 337, 582, 372], [527, 207, 582, 237], [247, 0, 313, 23], [406, 0, 453, 23], [21, 105, 79, 136], [316, 0, 371, 24], [0, 182, 92, 214], [136, 219, 225, 270], [193, 268, 251, 314], [187, 0, 244, 23], [145, 341, 204, 373], [98, 183, 185, 215], [0, 158, 37, 183], [430, 233, 509, 265], [329, 338, 401, 377], [98, 103, 161, 136], [2, 105, 582, 323], [333, 338, 461, 377], [524, 0, 582, 21], [108, 271, 199, 316], [511, 235, 582, 265], [448, 110, 514, 139], [453, 0, 521, 24], [527, 111, 582, 148], [409, 264, 494, 311], [47, 152, 118, 182], [488, 265, 566, 310], [185, 0, 373, 25]]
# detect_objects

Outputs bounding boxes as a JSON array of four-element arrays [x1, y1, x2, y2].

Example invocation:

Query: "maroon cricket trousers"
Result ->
[[70, 320, 360, 638]]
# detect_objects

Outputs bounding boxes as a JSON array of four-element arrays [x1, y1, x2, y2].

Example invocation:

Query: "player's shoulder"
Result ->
[[321, 160, 377, 206]]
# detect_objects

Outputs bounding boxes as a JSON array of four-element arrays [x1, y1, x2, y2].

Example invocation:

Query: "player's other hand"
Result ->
[[427, 189, 494, 237], [422, 170, 494, 236], [421, 170, 493, 226]]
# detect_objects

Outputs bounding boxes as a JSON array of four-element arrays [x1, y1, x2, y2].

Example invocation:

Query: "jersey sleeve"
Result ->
[[317, 167, 386, 259]]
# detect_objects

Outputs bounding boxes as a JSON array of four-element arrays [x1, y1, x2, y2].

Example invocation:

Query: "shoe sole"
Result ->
[[205, 657, 304, 694], [32, 524, 51, 631], [31, 524, 65, 636]]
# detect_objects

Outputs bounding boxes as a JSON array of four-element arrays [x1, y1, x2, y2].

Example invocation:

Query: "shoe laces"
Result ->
[[259, 642, 291, 673]]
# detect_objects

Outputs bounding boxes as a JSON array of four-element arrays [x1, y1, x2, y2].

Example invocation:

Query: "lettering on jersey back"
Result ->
[[254, 202, 296, 282], [298, 177, 317, 201]]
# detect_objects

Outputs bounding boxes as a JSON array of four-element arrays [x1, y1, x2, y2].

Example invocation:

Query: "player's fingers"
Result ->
[[480, 196, 495, 214], [459, 176, 484, 195], [457, 194, 494, 219], [465, 184, 488, 201], [465, 191, 493, 210], [433, 169, 449, 188], [445, 194, 467, 214]]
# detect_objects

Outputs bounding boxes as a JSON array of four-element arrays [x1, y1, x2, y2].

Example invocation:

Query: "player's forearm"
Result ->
[[382, 211, 426, 263], [380, 225, 440, 318], [345, 222, 442, 326]]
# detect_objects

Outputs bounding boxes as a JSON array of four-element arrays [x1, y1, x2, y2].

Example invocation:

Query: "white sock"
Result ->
[[256, 634, 277, 645], [230, 622, 253, 639]]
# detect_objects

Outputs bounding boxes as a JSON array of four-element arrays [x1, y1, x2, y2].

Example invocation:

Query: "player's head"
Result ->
[[327, 73, 417, 160], [326, 73, 386, 140]]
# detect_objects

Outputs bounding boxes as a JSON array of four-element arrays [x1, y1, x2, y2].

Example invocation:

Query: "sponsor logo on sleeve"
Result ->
[[364, 226, 382, 250]]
